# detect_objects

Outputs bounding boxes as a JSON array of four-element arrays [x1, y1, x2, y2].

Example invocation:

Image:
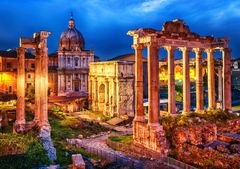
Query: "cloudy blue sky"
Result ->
[[0, 0, 239, 59]]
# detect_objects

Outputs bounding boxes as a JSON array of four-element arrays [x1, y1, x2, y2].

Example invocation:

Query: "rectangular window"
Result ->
[[28, 74, 31, 79], [83, 58, 85, 67], [83, 74, 85, 82], [9, 86, 12, 93], [75, 58, 78, 67], [67, 58, 71, 64], [6, 63, 11, 68], [31, 63, 35, 69]]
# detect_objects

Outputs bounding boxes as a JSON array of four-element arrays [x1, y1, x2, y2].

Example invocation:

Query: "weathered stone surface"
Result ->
[[172, 124, 217, 148], [216, 145, 230, 154], [230, 144, 240, 154], [72, 154, 85, 169], [89, 61, 134, 117], [39, 128, 57, 161], [133, 121, 168, 158]]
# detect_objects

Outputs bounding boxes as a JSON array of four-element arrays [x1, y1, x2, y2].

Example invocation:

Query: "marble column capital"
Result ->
[[163, 46, 176, 52], [179, 47, 191, 53], [192, 48, 203, 54], [205, 48, 214, 54], [132, 44, 144, 50], [146, 42, 158, 49]]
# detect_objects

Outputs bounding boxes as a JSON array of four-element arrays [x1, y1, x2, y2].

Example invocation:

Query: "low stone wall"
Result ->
[[107, 139, 164, 159], [177, 144, 240, 169], [172, 124, 217, 148], [225, 119, 240, 133], [133, 121, 168, 158]]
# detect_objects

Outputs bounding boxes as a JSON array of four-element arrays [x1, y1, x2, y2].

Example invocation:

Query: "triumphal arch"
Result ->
[[14, 31, 51, 132], [128, 19, 231, 156]]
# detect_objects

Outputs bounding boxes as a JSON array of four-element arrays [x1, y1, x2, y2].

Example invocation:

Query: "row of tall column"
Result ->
[[134, 44, 232, 123]]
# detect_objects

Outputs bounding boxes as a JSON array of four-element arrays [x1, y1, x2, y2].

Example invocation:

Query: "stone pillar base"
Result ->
[[133, 121, 168, 158], [13, 122, 25, 133]]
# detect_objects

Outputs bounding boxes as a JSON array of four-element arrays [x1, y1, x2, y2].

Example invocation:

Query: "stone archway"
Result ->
[[98, 84, 105, 112]]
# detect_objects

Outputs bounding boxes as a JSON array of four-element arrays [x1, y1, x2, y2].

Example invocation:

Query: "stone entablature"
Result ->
[[89, 61, 134, 117]]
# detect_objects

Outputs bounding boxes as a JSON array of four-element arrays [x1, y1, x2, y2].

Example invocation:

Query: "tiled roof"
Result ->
[[108, 53, 135, 61]]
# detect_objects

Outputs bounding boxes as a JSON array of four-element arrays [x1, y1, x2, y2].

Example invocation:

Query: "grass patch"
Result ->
[[0, 131, 50, 169], [79, 110, 111, 122], [109, 135, 133, 145], [49, 111, 108, 166]]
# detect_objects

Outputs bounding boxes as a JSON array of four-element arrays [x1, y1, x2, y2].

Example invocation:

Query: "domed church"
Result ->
[[57, 14, 94, 96]]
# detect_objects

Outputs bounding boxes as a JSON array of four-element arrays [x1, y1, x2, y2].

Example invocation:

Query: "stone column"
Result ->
[[88, 78, 92, 100], [181, 47, 191, 113], [104, 78, 109, 115], [166, 46, 176, 114], [206, 48, 215, 109], [34, 48, 41, 124], [38, 31, 51, 129], [112, 79, 116, 115], [193, 48, 204, 112], [222, 48, 232, 111], [218, 65, 223, 109], [94, 78, 98, 111], [147, 43, 160, 127], [57, 73, 61, 95], [40, 46, 49, 128], [15, 47, 26, 130], [133, 44, 145, 122]]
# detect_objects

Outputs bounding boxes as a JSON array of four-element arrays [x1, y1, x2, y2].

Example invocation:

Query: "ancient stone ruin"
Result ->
[[14, 31, 51, 132], [127, 19, 232, 157]]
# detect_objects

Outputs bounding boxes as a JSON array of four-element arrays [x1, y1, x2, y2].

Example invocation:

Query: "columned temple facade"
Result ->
[[57, 15, 94, 96], [128, 19, 232, 156]]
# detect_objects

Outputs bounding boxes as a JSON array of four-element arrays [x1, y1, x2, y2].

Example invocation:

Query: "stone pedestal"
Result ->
[[72, 154, 85, 169], [133, 121, 168, 158]]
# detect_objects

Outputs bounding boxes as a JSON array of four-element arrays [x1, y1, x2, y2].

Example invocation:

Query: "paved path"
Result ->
[[67, 131, 144, 169]]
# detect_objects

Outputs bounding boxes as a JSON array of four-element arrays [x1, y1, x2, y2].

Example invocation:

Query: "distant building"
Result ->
[[89, 61, 134, 117], [57, 15, 94, 97], [0, 50, 35, 94], [232, 58, 240, 89]]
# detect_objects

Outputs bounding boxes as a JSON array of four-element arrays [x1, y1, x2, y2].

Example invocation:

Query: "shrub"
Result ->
[[109, 135, 133, 144], [0, 132, 50, 169]]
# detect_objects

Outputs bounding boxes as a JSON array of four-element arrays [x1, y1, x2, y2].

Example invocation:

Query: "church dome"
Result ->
[[59, 15, 85, 51]]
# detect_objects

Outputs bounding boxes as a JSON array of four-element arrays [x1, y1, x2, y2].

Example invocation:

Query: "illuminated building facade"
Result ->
[[57, 15, 94, 97]]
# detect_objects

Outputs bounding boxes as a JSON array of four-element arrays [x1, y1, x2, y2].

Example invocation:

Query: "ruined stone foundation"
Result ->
[[133, 121, 168, 158]]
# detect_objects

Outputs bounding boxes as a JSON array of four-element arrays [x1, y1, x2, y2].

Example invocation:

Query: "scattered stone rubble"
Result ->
[[39, 128, 57, 161], [172, 121, 240, 169], [72, 154, 85, 169]]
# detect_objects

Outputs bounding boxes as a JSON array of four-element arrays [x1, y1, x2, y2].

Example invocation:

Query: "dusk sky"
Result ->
[[0, 0, 240, 60]]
